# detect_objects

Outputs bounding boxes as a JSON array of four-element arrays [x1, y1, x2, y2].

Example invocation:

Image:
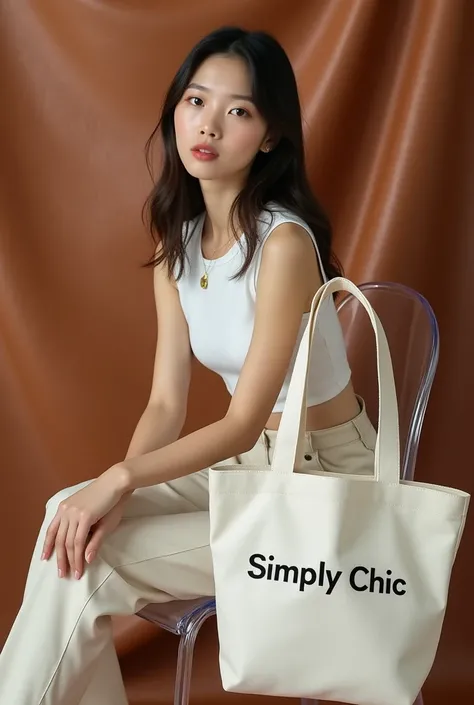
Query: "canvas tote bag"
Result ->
[[209, 277, 470, 705]]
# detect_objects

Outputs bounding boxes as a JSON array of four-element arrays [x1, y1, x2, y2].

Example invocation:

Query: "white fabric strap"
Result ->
[[271, 277, 400, 484]]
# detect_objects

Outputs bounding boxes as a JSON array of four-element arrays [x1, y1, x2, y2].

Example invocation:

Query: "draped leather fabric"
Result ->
[[1, 1, 473, 703]]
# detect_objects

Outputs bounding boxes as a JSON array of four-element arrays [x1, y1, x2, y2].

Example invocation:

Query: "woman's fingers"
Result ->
[[41, 503, 95, 579], [41, 513, 61, 561], [85, 523, 107, 565], [65, 519, 80, 578], [73, 519, 93, 579], [40, 480, 120, 579], [55, 518, 70, 578], [86, 504, 124, 565]]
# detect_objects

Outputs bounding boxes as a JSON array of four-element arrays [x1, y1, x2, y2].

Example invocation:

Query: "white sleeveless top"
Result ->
[[176, 204, 351, 412]]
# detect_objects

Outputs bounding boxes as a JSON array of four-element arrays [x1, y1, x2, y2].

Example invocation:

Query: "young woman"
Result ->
[[0, 26, 376, 705]]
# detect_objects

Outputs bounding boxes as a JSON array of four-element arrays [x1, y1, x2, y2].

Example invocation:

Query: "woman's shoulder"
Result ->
[[258, 202, 313, 239], [256, 202, 325, 279]]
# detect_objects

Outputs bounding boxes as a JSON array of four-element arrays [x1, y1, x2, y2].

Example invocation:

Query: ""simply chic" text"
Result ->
[[247, 553, 407, 596]]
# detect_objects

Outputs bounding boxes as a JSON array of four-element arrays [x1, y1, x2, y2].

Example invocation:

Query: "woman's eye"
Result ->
[[230, 108, 250, 118], [188, 96, 203, 106]]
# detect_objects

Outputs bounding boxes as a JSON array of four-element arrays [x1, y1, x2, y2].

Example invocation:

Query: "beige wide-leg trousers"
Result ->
[[0, 404, 375, 705]]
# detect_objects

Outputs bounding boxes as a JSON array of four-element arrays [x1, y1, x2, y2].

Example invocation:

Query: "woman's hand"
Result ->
[[41, 467, 128, 580]]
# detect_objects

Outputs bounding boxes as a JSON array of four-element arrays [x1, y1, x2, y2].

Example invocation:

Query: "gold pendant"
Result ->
[[200, 273, 208, 289]]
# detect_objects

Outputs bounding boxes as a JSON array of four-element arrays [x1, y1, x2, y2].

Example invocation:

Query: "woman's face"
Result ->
[[174, 55, 270, 183]]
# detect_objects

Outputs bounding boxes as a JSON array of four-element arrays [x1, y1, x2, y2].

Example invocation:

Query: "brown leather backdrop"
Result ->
[[1, 1, 473, 703]]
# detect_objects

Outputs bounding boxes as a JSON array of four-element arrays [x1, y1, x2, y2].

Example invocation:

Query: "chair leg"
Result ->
[[173, 606, 216, 705]]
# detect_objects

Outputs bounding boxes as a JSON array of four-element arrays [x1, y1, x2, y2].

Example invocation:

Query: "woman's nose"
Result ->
[[200, 127, 217, 138], [199, 117, 221, 139]]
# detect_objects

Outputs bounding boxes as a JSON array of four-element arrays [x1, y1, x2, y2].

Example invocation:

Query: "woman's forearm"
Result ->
[[124, 403, 185, 460], [118, 403, 185, 501], [113, 414, 256, 493]]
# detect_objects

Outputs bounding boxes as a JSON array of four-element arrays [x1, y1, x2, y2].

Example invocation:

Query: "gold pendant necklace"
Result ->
[[200, 235, 234, 290]]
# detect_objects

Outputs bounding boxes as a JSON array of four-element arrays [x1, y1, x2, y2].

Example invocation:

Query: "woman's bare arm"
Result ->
[[124, 260, 192, 460], [112, 223, 321, 493]]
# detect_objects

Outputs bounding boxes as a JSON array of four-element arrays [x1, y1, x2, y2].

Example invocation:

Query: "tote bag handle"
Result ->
[[271, 278, 400, 485]]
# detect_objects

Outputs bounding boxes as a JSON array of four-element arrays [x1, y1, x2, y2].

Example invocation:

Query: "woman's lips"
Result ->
[[191, 144, 219, 161]]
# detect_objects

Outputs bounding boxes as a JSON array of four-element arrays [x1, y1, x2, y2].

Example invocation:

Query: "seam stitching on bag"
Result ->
[[212, 476, 467, 500], [212, 491, 466, 511]]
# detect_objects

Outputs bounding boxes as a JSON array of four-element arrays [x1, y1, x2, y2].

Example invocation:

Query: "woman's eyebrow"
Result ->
[[187, 82, 254, 103]]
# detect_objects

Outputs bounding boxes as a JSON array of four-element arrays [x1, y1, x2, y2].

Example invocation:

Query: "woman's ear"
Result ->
[[260, 132, 280, 153]]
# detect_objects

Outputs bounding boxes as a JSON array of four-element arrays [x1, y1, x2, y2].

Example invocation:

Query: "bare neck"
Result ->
[[199, 176, 245, 244]]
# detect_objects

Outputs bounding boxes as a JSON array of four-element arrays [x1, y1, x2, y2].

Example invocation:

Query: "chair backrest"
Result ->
[[336, 282, 439, 481]]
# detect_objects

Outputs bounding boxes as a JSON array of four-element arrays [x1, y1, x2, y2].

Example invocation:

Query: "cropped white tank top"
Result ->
[[176, 204, 351, 412]]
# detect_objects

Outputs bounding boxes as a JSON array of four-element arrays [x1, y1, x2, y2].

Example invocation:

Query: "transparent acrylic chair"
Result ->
[[138, 281, 439, 705]]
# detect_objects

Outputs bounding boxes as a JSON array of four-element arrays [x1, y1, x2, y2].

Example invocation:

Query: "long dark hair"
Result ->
[[143, 26, 342, 281]]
